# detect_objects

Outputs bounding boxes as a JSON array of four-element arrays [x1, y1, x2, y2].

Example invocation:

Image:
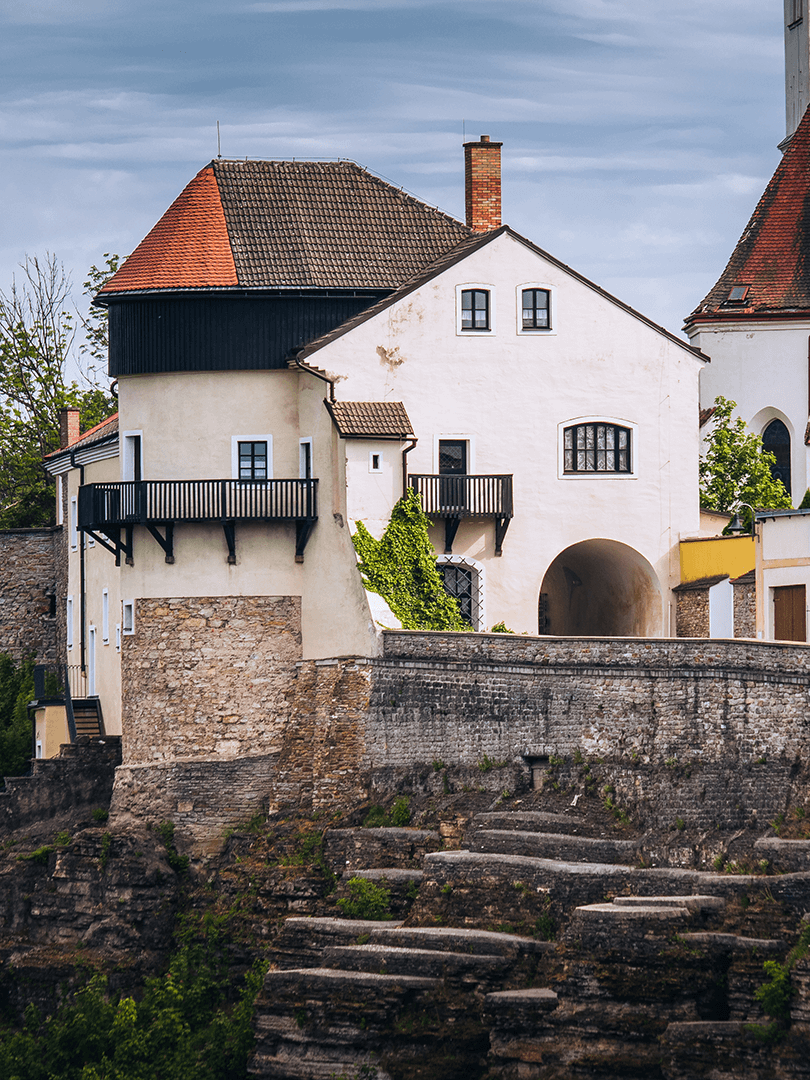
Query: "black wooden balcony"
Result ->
[[78, 479, 318, 564], [408, 473, 513, 555]]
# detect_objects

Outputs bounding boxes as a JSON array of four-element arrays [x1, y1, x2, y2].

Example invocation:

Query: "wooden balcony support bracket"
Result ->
[[222, 521, 237, 564], [495, 516, 511, 557], [295, 518, 316, 563], [146, 522, 175, 564], [83, 526, 133, 567], [444, 518, 461, 554]]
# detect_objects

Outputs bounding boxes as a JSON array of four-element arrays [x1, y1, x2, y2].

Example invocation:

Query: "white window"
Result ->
[[122, 600, 135, 635], [456, 284, 496, 335], [436, 554, 485, 631], [231, 435, 273, 480], [88, 626, 96, 696], [56, 475, 64, 525], [299, 437, 313, 479], [66, 596, 74, 650], [35, 741, 43, 759], [102, 589, 109, 644], [70, 497, 78, 550], [558, 418, 638, 480], [516, 283, 556, 335], [369, 451, 382, 473], [122, 432, 143, 482], [115, 624, 121, 653]]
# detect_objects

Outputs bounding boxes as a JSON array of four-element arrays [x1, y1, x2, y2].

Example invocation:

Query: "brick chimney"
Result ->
[[464, 134, 502, 232], [59, 407, 81, 449]]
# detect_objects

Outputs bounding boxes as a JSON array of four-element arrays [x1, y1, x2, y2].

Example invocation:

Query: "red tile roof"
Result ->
[[99, 159, 471, 296], [687, 107, 810, 323], [99, 168, 237, 293], [44, 413, 119, 458]]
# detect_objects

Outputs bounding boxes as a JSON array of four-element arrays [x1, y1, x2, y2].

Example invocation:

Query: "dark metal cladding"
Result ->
[[107, 293, 387, 376]]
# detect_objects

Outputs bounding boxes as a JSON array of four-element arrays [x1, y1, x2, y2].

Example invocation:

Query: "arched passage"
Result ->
[[539, 539, 663, 637]]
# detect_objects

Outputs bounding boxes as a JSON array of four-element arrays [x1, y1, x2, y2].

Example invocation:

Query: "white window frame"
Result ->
[[231, 435, 273, 480], [102, 588, 109, 644], [122, 430, 143, 482], [516, 282, 556, 336], [56, 475, 64, 525], [88, 626, 97, 697], [436, 554, 486, 631], [557, 417, 639, 480], [67, 596, 74, 650], [299, 437, 313, 479], [456, 284, 496, 336], [369, 451, 383, 474], [70, 497, 78, 550], [115, 623, 121, 652], [122, 599, 135, 636], [433, 434, 476, 474]]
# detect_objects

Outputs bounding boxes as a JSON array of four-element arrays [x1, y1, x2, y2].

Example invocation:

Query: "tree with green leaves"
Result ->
[[352, 487, 469, 631], [700, 396, 792, 528], [0, 253, 119, 528]]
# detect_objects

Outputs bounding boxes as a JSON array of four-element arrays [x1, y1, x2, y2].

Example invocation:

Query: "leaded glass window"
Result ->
[[563, 423, 631, 474]]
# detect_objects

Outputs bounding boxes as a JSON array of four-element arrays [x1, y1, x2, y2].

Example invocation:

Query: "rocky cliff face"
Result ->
[[4, 747, 810, 1077]]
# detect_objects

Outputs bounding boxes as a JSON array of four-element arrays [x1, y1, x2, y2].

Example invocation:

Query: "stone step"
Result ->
[[754, 836, 810, 873], [324, 827, 442, 872], [485, 986, 559, 1012], [680, 931, 783, 953], [660, 1020, 783, 1079], [470, 828, 638, 864], [273, 916, 405, 969], [263, 966, 440, 994], [470, 810, 604, 838], [366, 924, 551, 958], [322, 943, 510, 981], [612, 895, 724, 914]]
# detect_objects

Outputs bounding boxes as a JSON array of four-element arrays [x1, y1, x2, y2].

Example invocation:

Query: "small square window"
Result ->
[[461, 289, 490, 330], [522, 288, 550, 329], [369, 452, 382, 473]]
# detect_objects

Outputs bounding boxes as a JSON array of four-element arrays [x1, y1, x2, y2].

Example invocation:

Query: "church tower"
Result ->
[[785, 0, 810, 145]]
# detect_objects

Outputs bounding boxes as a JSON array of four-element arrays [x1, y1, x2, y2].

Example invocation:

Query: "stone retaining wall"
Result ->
[[0, 528, 58, 663]]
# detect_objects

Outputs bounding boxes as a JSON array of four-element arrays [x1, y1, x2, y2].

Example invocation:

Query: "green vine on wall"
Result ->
[[352, 487, 469, 632]]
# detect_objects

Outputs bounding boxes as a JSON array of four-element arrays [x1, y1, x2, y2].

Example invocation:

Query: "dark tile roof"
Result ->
[[731, 569, 755, 585], [687, 106, 810, 322], [100, 160, 472, 296], [326, 400, 414, 439], [673, 574, 730, 592]]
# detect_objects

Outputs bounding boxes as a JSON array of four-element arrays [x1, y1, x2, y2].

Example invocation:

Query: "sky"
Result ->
[[0, 0, 788, 345]]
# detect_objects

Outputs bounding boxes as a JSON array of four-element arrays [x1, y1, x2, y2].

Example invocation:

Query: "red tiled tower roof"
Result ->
[[687, 106, 810, 324], [99, 159, 472, 297], [100, 167, 237, 293]]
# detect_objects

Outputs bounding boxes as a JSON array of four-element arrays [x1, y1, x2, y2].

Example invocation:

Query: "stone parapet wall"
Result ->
[[675, 589, 709, 637], [120, 595, 302, 765], [0, 528, 58, 663]]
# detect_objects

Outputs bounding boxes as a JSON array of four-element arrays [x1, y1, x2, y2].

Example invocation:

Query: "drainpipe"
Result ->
[[402, 439, 418, 498], [70, 450, 86, 675], [292, 352, 336, 402]]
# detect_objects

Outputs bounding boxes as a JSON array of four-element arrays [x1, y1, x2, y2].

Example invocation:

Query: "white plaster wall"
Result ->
[[690, 321, 810, 504], [760, 514, 810, 561], [117, 368, 378, 661], [708, 577, 734, 639], [312, 231, 703, 635]]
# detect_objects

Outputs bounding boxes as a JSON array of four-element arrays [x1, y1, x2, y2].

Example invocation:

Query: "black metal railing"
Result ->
[[409, 474, 513, 519], [32, 663, 83, 742], [78, 478, 318, 529]]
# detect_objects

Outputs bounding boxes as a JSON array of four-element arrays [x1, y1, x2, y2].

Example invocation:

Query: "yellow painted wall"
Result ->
[[679, 535, 755, 583], [34, 704, 69, 759]]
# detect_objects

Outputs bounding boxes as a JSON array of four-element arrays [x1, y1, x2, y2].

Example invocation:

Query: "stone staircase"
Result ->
[[250, 808, 810, 1079]]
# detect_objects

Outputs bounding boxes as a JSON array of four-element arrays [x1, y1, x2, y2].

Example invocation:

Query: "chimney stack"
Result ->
[[464, 134, 502, 232], [59, 407, 81, 449]]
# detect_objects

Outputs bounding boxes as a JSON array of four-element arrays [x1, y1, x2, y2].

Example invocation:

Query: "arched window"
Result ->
[[762, 419, 791, 496]]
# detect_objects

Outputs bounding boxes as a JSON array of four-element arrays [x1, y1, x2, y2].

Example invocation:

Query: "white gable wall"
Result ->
[[313, 231, 703, 635]]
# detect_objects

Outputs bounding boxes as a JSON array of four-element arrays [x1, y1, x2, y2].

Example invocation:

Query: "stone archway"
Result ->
[[539, 539, 663, 637]]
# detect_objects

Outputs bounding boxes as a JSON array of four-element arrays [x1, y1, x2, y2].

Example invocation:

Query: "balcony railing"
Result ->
[[408, 473, 513, 555], [78, 479, 318, 563]]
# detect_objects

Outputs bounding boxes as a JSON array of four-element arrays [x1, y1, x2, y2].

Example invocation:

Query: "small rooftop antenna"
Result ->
[[217, 121, 221, 159]]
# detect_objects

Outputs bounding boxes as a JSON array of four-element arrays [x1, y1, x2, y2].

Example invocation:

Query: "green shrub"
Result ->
[[389, 796, 411, 827], [91, 808, 109, 823], [337, 877, 393, 921], [0, 653, 35, 785], [156, 820, 190, 874], [362, 805, 388, 828]]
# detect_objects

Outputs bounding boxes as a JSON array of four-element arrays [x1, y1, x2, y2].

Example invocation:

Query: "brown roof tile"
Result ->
[[44, 413, 119, 458], [688, 106, 810, 321], [99, 167, 237, 293], [326, 400, 414, 439], [100, 159, 471, 296]]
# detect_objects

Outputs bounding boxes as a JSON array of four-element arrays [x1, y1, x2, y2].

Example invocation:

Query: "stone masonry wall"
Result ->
[[733, 578, 756, 638], [675, 588, 709, 637], [0, 528, 58, 664], [120, 596, 302, 765]]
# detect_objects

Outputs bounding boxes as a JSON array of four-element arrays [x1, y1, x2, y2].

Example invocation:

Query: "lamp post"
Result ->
[[728, 502, 756, 536]]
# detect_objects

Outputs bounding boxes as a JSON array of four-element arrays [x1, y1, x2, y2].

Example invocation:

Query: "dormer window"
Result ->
[[461, 289, 490, 330], [726, 285, 750, 305]]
